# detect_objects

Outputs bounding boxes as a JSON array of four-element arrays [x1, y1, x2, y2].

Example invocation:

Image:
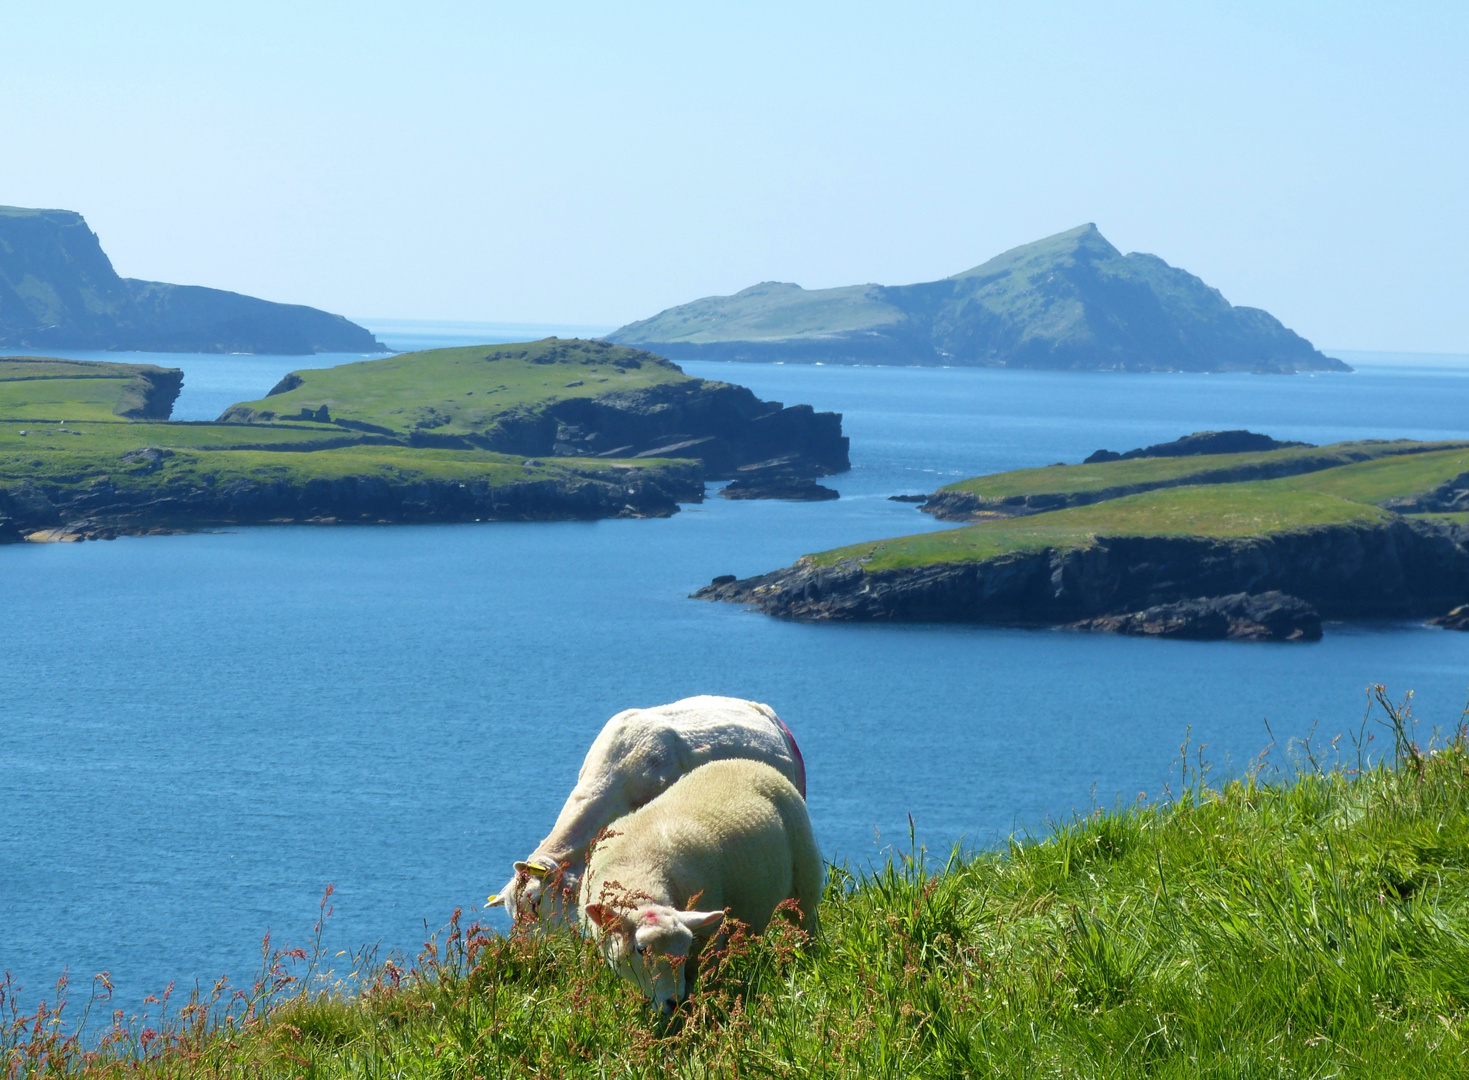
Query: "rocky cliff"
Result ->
[[0, 458, 703, 541], [0, 206, 384, 354], [694, 518, 1469, 638], [220, 339, 850, 495]]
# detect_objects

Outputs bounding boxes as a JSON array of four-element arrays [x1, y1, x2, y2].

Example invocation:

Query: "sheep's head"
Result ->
[[584, 902, 724, 1015], [486, 857, 578, 931]]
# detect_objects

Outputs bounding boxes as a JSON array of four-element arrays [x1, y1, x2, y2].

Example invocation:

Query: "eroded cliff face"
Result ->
[[694, 518, 1469, 632], [0, 461, 704, 542]]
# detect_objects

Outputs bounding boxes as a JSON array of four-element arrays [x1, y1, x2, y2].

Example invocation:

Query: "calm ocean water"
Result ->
[[4, 327, 1469, 1017]]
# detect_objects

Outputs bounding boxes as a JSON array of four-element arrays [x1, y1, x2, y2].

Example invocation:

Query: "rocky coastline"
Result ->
[[0, 460, 703, 542], [694, 517, 1469, 639]]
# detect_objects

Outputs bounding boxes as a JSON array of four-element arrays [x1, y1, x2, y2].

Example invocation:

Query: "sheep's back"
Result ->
[[584, 759, 810, 931]]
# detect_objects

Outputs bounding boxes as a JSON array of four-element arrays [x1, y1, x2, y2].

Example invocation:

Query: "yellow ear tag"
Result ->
[[485, 893, 502, 907], [524, 864, 549, 879]]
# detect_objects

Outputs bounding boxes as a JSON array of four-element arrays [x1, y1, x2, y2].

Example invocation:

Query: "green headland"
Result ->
[[0, 205, 384, 354], [698, 438, 1469, 635], [0, 341, 850, 541]]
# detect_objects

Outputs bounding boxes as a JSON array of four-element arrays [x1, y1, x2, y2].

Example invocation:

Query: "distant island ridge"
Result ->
[[0, 205, 385, 354], [608, 224, 1349, 373]]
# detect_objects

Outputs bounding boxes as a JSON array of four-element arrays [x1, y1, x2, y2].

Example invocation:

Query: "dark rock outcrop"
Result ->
[[694, 519, 1469, 638], [719, 477, 840, 501], [716, 453, 841, 500], [528, 382, 850, 482], [1068, 592, 1321, 641], [1083, 430, 1310, 464], [0, 206, 385, 354], [1382, 472, 1469, 515], [1430, 605, 1469, 630]]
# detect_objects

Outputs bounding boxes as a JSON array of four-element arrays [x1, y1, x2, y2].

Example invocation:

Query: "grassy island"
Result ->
[[11, 694, 1468, 1077], [0, 341, 851, 540], [0, 354, 706, 541], [697, 438, 1469, 634], [831, 443, 1469, 573]]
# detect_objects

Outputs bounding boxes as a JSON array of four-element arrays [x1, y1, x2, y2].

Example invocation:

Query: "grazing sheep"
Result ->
[[580, 758, 822, 1015], [487, 695, 806, 930]]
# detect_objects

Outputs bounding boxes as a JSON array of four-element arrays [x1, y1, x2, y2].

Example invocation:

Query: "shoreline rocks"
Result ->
[[1067, 592, 1322, 642]]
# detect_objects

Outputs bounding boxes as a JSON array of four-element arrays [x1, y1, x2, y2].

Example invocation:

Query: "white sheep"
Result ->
[[580, 757, 822, 1015], [486, 695, 806, 930]]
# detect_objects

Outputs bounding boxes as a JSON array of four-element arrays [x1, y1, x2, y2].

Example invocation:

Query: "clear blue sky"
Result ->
[[3, 2, 1465, 350]]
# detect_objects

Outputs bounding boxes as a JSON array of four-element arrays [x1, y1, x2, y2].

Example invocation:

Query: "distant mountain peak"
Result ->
[[735, 281, 806, 297], [609, 226, 1347, 374]]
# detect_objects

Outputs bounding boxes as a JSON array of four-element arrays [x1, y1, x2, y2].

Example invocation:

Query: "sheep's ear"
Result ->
[[584, 903, 619, 929], [514, 861, 549, 878], [679, 909, 725, 935], [485, 893, 505, 908]]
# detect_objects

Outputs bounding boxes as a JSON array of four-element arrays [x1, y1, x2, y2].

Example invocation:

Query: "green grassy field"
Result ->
[[804, 441, 1469, 575], [221, 339, 695, 436], [816, 484, 1392, 572], [1273, 445, 1469, 505], [936, 440, 1461, 501], [0, 357, 180, 422], [0, 438, 669, 503], [14, 691, 1467, 1078]]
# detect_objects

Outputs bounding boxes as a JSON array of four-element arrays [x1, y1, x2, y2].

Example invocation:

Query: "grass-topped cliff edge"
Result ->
[[9, 690, 1468, 1077], [697, 439, 1469, 634], [220, 338, 850, 483]]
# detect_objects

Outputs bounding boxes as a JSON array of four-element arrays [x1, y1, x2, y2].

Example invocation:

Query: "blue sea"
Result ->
[[4, 325, 1469, 1019]]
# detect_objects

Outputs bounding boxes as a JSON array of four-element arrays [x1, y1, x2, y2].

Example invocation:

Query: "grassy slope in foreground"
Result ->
[[220, 338, 690, 437], [821, 443, 1469, 573], [21, 700, 1469, 1077]]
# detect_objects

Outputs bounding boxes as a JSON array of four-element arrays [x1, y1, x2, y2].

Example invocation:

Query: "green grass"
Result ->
[[814, 484, 1390, 572], [805, 441, 1469, 575], [937, 440, 1459, 501], [0, 436, 683, 516], [221, 339, 695, 436], [0, 357, 179, 422], [1270, 446, 1469, 505], [15, 690, 1469, 1078], [0, 419, 359, 454], [0, 353, 702, 527]]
